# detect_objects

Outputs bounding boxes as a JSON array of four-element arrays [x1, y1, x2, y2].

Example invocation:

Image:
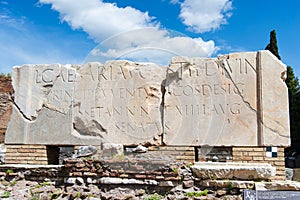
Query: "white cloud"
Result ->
[[179, 0, 233, 33], [39, 0, 158, 42], [170, 0, 182, 4], [84, 28, 217, 65], [39, 0, 218, 64]]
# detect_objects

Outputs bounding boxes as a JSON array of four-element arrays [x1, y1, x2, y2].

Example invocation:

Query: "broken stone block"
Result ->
[[191, 162, 276, 180], [5, 61, 165, 146]]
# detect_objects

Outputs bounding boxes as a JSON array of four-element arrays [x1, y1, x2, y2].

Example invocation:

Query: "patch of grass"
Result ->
[[42, 181, 51, 186], [185, 189, 208, 197], [76, 192, 81, 198], [10, 179, 17, 186], [145, 193, 164, 200], [172, 167, 178, 173], [227, 182, 234, 191], [2, 191, 10, 198], [6, 169, 13, 174], [186, 162, 194, 168], [49, 192, 59, 199], [36, 181, 52, 188]]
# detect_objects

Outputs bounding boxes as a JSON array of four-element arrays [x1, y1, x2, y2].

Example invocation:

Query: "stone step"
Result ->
[[191, 162, 276, 180]]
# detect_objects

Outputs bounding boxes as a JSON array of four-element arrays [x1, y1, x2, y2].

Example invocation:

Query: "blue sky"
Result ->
[[0, 0, 299, 77]]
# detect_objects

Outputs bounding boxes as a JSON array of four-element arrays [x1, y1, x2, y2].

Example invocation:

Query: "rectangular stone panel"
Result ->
[[258, 51, 290, 146], [5, 61, 165, 145], [163, 51, 289, 146]]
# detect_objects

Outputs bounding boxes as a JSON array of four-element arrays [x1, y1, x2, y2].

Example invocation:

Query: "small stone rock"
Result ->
[[216, 189, 227, 197], [159, 181, 174, 187], [75, 145, 97, 158], [126, 145, 148, 153], [65, 177, 76, 185], [183, 180, 194, 188], [87, 177, 96, 184], [286, 168, 294, 181], [167, 194, 177, 200], [135, 189, 145, 196], [31, 187, 45, 194]]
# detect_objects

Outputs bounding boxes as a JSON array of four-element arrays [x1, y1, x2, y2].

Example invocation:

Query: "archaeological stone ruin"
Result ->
[[4, 50, 290, 180]]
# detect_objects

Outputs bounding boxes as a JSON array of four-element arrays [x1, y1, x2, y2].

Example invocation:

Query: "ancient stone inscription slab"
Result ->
[[5, 61, 165, 145], [5, 50, 290, 147], [164, 53, 258, 146]]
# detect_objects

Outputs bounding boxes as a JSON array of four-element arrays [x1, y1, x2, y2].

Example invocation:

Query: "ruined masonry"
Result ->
[[4, 50, 290, 179]]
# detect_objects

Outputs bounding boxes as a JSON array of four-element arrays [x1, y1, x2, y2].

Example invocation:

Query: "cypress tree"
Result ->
[[265, 30, 281, 60]]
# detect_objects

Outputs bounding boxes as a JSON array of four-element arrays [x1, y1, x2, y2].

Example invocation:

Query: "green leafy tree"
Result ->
[[286, 66, 300, 149], [265, 30, 281, 60]]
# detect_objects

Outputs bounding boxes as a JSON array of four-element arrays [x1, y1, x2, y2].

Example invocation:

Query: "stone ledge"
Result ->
[[191, 162, 276, 180], [255, 181, 300, 191], [98, 177, 159, 185], [199, 180, 255, 189], [0, 164, 64, 169]]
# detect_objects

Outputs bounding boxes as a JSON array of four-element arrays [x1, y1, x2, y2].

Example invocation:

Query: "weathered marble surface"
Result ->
[[6, 61, 165, 145], [5, 50, 290, 146], [164, 52, 258, 146], [164, 51, 289, 146]]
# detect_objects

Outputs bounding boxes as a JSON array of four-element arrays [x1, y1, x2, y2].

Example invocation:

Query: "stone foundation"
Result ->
[[4, 144, 287, 180], [0, 158, 299, 199]]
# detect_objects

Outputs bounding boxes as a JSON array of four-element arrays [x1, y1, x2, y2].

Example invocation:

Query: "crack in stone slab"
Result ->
[[217, 59, 257, 114], [260, 120, 290, 138], [12, 102, 33, 122]]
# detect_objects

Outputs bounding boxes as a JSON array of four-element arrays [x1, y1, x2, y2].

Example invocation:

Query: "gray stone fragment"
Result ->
[[285, 168, 294, 181], [87, 177, 96, 184], [65, 177, 76, 185], [183, 180, 194, 188], [159, 181, 174, 187], [144, 179, 158, 185], [75, 145, 97, 158], [126, 145, 148, 153]]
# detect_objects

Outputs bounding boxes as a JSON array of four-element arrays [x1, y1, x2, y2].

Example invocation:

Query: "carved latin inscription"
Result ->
[[5, 51, 290, 147], [164, 53, 259, 146]]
